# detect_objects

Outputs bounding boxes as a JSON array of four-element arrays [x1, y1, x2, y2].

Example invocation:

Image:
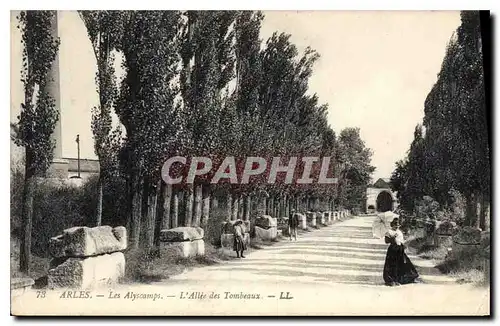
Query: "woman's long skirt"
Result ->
[[233, 235, 247, 252], [383, 244, 419, 285]]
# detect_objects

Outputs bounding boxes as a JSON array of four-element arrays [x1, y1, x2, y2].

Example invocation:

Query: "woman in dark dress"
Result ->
[[383, 218, 420, 286], [233, 220, 247, 258]]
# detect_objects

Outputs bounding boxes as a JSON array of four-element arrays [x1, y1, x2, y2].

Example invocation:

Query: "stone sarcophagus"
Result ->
[[306, 212, 317, 227], [450, 227, 481, 259], [11, 278, 34, 298], [324, 212, 333, 224], [159, 227, 205, 258], [434, 220, 457, 247], [333, 211, 340, 221], [277, 217, 290, 237], [316, 212, 326, 226], [254, 215, 278, 241], [48, 226, 127, 290], [294, 213, 307, 230]]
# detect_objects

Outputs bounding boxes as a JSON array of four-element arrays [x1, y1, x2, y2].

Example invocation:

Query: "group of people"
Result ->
[[231, 209, 421, 286]]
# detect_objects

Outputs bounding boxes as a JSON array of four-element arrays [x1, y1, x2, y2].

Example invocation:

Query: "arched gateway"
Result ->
[[365, 178, 398, 213]]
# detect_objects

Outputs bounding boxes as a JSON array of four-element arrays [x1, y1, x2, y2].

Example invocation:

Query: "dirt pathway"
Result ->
[[12, 215, 490, 316]]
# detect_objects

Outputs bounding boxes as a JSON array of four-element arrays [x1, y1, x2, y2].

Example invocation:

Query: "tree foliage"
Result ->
[[16, 10, 60, 274], [392, 11, 489, 228]]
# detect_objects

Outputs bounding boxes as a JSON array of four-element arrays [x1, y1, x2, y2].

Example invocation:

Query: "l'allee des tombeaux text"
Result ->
[[179, 291, 262, 300]]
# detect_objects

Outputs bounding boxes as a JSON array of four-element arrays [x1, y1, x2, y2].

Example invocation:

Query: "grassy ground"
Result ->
[[124, 233, 290, 284], [406, 235, 487, 286], [10, 238, 50, 281]]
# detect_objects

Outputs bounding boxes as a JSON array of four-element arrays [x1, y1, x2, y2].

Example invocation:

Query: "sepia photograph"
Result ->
[[9, 9, 491, 316]]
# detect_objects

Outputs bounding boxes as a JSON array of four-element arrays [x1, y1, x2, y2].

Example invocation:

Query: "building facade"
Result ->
[[365, 178, 398, 213]]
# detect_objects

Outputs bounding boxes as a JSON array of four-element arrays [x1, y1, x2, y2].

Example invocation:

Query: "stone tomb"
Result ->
[[220, 220, 251, 249], [434, 220, 457, 247], [295, 213, 307, 230], [159, 227, 205, 258], [316, 211, 326, 226], [11, 277, 34, 298], [333, 211, 340, 221], [324, 212, 333, 224], [306, 212, 317, 228], [48, 225, 127, 289], [451, 227, 481, 260], [254, 215, 278, 241], [277, 217, 290, 237]]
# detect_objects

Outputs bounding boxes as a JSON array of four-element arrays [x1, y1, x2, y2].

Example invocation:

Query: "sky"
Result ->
[[10, 10, 461, 181]]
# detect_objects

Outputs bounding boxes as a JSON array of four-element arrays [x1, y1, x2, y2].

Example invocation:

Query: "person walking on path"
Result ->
[[233, 220, 247, 258], [288, 209, 299, 241], [383, 218, 420, 286]]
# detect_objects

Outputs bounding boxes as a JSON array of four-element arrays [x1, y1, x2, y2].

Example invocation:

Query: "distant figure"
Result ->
[[288, 209, 299, 241], [233, 220, 247, 258], [383, 218, 420, 286]]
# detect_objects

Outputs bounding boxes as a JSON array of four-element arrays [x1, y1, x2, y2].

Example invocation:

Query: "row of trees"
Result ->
[[15, 11, 375, 273], [390, 11, 490, 229]]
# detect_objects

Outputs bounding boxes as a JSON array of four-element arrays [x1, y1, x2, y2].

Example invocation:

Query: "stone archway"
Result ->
[[376, 191, 393, 212]]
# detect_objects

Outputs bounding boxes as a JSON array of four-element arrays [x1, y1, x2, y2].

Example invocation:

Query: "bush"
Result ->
[[30, 181, 92, 257], [453, 226, 481, 244], [437, 245, 484, 274], [10, 168, 131, 258], [205, 205, 230, 247], [415, 196, 440, 220]]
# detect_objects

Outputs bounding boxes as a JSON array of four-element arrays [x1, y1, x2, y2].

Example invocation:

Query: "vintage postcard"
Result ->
[[10, 10, 491, 316]]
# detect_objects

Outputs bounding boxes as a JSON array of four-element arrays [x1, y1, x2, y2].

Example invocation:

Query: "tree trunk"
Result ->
[[161, 183, 172, 230], [263, 196, 268, 215], [484, 201, 491, 231], [184, 184, 194, 226], [226, 193, 233, 220], [193, 184, 203, 226], [479, 194, 488, 231], [238, 195, 244, 220], [96, 178, 103, 226], [274, 196, 280, 218], [172, 189, 179, 228], [153, 180, 163, 246], [465, 192, 478, 227], [20, 171, 35, 274], [129, 176, 142, 250], [232, 195, 239, 220], [140, 182, 151, 250], [143, 185, 158, 250], [244, 195, 251, 221], [201, 185, 210, 228], [212, 195, 219, 209]]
